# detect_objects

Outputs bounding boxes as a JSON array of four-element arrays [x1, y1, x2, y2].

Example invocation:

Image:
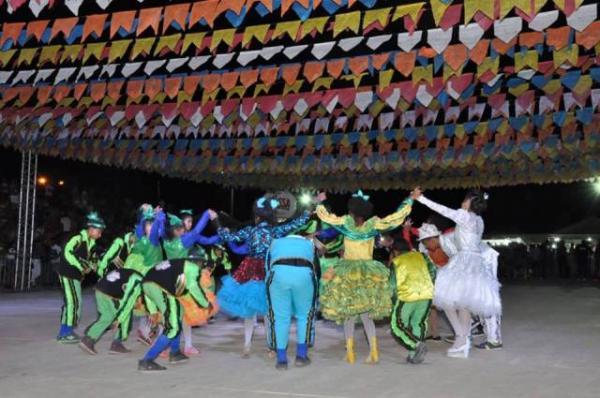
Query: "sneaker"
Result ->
[[275, 361, 288, 370], [109, 340, 131, 354], [136, 331, 153, 346], [57, 333, 80, 344], [410, 342, 428, 364], [78, 336, 97, 354], [183, 346, 200, 356], [169, 351, 189, 364], [475, 341, 503, 350], [138, 359, 167, 372], [295, 356, 311, 367], [471, 323, 485, 337]]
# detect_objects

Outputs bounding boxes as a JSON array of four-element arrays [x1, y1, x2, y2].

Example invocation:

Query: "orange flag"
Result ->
[[51, 18, 78, 41], [163, 3, 191, 34], [137, 7, 162, 36], [82, 14, 107, 42], [110, 11, 136, 39], [26, 20, 49, 42]]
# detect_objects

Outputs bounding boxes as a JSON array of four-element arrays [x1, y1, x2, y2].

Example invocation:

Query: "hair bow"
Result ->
[[256, 197, 266, 209], [270, 199, 280, 209], [352, 190, 370, 201]]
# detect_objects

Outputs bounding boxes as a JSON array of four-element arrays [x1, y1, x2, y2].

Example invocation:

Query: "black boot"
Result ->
[[78, 336, 97, 355], [138, 359, 167, 372], [275, 361, 288, 370], [169, 351, 189, 364], [109, 340, 131, 354], [295, 356, 311, 367]]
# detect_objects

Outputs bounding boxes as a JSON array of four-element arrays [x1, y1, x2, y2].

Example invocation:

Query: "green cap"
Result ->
[[86, 212, 106, 229], [180, 209, 193, 218], [168, 213, 183, 228]]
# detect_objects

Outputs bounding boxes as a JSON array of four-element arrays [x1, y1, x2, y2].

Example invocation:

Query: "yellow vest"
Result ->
[[392, 252, 434, 302]]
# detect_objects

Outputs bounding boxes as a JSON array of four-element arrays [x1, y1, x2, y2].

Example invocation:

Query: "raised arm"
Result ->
[[272, 211, 311, 238], [227, 241, 249, 255], [218, 225, 253, 244], [149, 211, 166, 246], [416, 196, 469, 226], [191, 210, 212, 235], [373, 198, 413, 231], [135, 217, 145, 239], [315, 205, 345, 226], [97, 237, 124, 277]]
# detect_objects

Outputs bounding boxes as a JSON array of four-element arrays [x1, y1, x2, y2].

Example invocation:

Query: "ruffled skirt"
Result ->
[[216, 257, 267, 318], [319, 259, 392, 323], [433, 251, 502, 317], [180, 269, 219, 326]]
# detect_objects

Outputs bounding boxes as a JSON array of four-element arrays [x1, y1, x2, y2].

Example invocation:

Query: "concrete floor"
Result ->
[[1, 284, 599, 398]]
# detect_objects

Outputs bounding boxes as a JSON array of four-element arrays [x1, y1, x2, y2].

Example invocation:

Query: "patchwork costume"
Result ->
[[265, 236, 320, 368]]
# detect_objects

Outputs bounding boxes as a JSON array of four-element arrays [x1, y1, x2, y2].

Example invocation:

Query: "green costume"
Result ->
[[56, 212, 105, 341], [97, 232, 137, 277], [84, 268, 143, 343]]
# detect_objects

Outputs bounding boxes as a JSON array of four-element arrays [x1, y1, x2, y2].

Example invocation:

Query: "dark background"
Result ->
[[2, 147, 599, 235]]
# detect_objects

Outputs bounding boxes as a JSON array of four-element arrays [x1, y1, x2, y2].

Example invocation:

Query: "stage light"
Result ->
[[551, 243, 557, 249], [594, 179, 600, 195], [553, 237, 561, 243], [37, 176, 48, 186], [587, 237, 593, 242], [299, 193, 312, 206], [58, 180, 65, 186]]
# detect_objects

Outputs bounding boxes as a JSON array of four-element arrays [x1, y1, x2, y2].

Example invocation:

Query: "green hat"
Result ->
[[142, 208, 155, 221], [168, 213, 183, 228], [180, 209, 193, 218], [86, 212, 106, 229]]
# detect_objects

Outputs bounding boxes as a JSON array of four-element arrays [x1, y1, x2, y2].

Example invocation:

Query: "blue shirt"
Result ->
[[218, 212, 310, 260]]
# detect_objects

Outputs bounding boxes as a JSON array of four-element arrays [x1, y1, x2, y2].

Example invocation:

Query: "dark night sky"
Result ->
[[2, 148, 599, 234]]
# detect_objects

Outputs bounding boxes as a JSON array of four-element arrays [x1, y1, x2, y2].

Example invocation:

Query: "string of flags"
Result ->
[[0, 0, 599, 190]]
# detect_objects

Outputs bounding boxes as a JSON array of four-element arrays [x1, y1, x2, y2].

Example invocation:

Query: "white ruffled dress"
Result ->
[[417, 196, 502, 317]]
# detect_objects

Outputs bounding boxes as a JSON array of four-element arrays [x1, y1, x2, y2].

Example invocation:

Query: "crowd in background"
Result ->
[[496, 240, 600, 281], [1, 177, 599, 288]]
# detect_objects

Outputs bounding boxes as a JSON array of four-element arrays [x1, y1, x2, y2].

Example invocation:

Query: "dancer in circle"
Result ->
[[211, 195, 313, 358], [265, 235, 320, 369], [315, 191, 413, 364], [56, 212, 105, 343], [410, 188, 501, 358]]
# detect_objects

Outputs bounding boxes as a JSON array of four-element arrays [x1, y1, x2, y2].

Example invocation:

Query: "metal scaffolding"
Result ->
[[13, 151, 38, 291]]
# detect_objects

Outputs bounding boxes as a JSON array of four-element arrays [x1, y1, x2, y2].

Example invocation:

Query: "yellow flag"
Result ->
[[39, 45, 62, 65], [154, 34, 182, 55], [130, 38, 154, 60], [430, 0, 451, 26], [226, 86, 247, 99], [274, 20, 301, 40], [211, 29, 236, 51], [476, 57, 499, 78], [514, 50, 538, 72], [464, 0, 494, 23], [412, 65, 433, 86], [61, 44, 83, 63], [109, 40, 132, 63], [243, 25, 270, 47], [300, 17, 329, 39], [333, 11, 361, 37], [283, 80, 304, 95], [363, 7, 392, 29], [182, 32, 206, 54], [312, 77, 334, 92], [0, 49, 16, 66], [378, 69, 394, 89], [392, 2, 425, 22], [553, 45, 578, 67], [17, 48, 38, 66], [83, 42, 106, 63]]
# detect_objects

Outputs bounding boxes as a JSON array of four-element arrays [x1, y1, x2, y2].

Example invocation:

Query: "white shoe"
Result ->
[[447, 340, 470, 358]]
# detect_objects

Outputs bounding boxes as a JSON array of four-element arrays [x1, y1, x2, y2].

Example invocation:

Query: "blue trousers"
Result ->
[[266, 265, 317, 351]]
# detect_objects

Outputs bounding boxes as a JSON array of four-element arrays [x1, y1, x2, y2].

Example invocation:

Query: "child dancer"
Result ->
[[315, 191, 412, 364], [411, 188, 501, 358], [265, 235, 320, 369], [211, 196, 311, 358], [56, 212, 105, 343], [390, 239, 436, 364]]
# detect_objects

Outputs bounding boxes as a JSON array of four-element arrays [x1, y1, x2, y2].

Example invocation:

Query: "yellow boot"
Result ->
[[345, 338, 355, 364], [365, 337, 379, 364]]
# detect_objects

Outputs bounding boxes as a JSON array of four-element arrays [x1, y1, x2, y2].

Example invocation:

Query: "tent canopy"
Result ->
[[1, 0, 599, 190]]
